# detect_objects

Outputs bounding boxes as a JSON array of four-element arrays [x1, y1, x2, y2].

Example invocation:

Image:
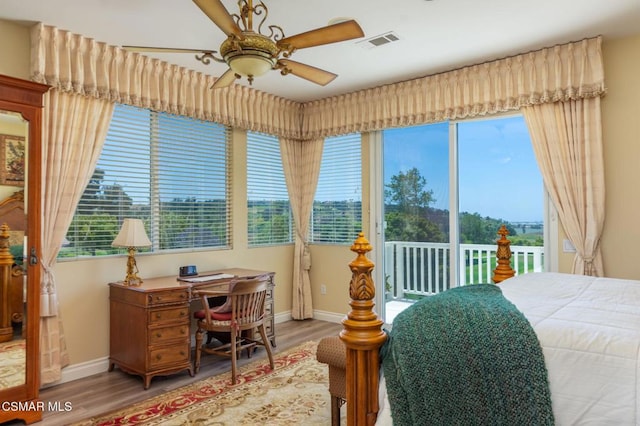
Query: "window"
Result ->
[[311, 133, 362, 244], [380, 114, 548, 321], [247, 131, 292, 246], [61, 104, 231, 258]]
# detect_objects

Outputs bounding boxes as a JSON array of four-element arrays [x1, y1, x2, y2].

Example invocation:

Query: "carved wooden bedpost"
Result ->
[[0, 224, 14, 342], [492, 224, 515, 283], [340, 232, 387, 426]]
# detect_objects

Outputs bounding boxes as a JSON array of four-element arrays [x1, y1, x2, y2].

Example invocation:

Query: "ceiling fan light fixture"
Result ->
[[220, 32, 279, 82], [227, 51, 276, 78], [138, 0, 365, 89]]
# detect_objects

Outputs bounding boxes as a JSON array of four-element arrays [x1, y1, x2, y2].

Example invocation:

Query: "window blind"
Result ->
[[311, 133, 362, 244], [63, 104, 231, 258], [247, 131, 292, 246]]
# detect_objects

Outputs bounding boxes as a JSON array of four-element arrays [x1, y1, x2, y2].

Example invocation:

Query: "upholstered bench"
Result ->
[[316, 336, 347, 426]]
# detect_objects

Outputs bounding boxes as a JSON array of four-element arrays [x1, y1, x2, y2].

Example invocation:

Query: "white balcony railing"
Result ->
[[384, 241, 544, 299]]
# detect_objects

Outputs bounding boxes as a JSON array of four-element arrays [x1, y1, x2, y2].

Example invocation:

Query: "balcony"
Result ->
[[383, 241, 544, 322]]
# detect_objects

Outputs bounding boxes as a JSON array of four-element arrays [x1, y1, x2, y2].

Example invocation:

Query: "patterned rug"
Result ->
[[71, 341, 344, 425], [0, 338, 25, 388]]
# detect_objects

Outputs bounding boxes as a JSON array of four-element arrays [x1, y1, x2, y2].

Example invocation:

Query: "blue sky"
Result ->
[[383, 116, 543, 222]]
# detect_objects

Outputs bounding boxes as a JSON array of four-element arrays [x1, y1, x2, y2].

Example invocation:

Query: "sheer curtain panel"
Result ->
[[280, 137, 324, 319], [523, 98, 605, 276], [40, 90, 114, 384]]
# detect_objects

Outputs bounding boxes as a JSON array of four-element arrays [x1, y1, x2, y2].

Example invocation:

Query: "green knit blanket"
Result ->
[[380, 284, 554, 426]]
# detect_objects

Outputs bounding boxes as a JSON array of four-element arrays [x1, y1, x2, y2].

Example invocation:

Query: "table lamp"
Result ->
[[112, 218, 151, 286]]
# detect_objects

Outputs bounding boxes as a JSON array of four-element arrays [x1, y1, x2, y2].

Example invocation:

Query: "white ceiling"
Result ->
[[1, 0, 639, 102]]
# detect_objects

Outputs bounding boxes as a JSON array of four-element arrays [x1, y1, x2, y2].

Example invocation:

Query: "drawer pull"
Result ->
[[155, 313, 161, 319], [156, 332, 162, 338], [156, 354, 162, 360], [156, 296, 162, 301]]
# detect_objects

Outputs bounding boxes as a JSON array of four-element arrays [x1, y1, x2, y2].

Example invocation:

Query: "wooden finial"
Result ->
[[492, 224, 515, 283], [341, 232, 387, 425]]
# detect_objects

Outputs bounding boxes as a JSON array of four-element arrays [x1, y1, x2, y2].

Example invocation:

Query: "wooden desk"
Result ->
[[108, 268, 275, 389]]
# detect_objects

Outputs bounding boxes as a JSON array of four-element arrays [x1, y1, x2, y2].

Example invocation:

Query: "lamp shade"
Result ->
[[112, 218, 151, 248]]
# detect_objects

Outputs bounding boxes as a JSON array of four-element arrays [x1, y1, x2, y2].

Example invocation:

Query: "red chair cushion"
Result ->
[[194, 309, 232, 321], [210, 311, 232, 320]]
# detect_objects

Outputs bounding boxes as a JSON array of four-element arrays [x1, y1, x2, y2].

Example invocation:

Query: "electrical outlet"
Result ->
[[320, 284, 327, 295]]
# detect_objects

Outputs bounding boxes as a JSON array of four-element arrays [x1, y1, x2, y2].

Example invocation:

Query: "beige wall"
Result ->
[[599, 34, 640, 279], [0, 20, 30, 79], [1, 18, 639, 370]]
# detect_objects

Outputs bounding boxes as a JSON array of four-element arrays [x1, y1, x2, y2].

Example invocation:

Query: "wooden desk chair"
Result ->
[[193, 275, 275, 384]]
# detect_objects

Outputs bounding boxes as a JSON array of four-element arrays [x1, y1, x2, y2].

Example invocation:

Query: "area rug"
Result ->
[[0, 338, 25, 388], [72, 341, 345, 425]]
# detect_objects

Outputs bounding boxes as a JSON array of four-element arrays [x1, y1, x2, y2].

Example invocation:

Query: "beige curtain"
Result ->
[[31, 24, 604, 141], [40, 90, 115, 384], [301, 37, 605, 138], [280, 137, 324, 319], [30, 23, 302, 138], [522, 98, 605, 276]]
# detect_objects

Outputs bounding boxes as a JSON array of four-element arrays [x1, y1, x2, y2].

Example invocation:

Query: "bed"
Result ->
[[341, 232, 640, 425]]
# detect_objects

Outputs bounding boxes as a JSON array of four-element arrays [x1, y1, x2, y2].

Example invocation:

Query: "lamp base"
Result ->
[[122, 247, 144, 286], [122, 274, 143, 287]]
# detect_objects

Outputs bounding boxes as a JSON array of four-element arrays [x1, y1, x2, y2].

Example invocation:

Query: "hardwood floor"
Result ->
[[9, 319, 343, 426]]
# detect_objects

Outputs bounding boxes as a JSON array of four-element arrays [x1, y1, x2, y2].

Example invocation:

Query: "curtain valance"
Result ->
[[30, 23, 604, 140], [30, 23, 303, 139], [300, 37, 605, 138]]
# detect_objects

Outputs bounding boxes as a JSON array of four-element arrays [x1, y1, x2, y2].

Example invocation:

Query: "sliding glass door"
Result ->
[[375, 114, 548, 324]]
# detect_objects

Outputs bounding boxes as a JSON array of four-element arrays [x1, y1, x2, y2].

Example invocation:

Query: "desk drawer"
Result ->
[[149, 306, 189, 325], [149, 343, 190, 368], [148, 289, 189, 306], [149, 324, 189, 344]]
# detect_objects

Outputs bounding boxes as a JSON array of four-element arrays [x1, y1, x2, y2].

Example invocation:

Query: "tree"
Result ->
[[459, 212, 517, 244], [68, 213, 120, 256], [385, 168, 435, 215], [384, 168, 445, 242], [76, 168, 106, 215]]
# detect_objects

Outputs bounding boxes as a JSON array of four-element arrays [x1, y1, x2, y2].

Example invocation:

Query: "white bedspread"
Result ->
[[377, 272, 640, 425], [500, 272, 640, 425]]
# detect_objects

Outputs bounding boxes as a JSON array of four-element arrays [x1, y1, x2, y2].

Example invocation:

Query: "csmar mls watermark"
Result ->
[[1, 400, 72, 412]]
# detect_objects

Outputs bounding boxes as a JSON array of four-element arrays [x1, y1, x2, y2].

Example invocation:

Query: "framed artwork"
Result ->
[[0, 134, 25, 186]]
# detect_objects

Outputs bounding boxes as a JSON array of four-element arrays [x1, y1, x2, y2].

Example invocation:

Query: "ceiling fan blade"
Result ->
[[278, 59, 337, 86], [211, 68, 238, 89], [193, 0, 243, 38], [277, 20, 364, 50], [123, 46, 213, 54]]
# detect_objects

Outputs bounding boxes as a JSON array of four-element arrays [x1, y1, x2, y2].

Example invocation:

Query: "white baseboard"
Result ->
[[42, 356, 110, 388], [274, 310, 292, 324], [312, 309, 344, 323], [43, 309, 338, 388]]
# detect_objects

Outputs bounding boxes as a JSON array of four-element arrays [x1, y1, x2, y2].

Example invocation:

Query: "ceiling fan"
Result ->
[[124, 0, 365, 89]]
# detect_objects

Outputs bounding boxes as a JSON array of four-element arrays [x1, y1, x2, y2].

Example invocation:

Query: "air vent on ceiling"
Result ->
[[357, 31, 401, 49]]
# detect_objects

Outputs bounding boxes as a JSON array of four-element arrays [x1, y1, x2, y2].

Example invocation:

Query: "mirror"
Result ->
[[0, 109, 28, 390], [0, 73, 47, 425]]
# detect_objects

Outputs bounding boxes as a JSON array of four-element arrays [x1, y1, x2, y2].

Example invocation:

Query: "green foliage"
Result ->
[[248, 200, 292, 245], [385, 167, 435, 212], [385, 210, 446, 242], [459, 212, 517, 244], [384, 167, 446, 242], [65, 170, 232, 257], [68, 214, 120, 256], [311, 200, 362, 244], [384, 168, 523, 245]]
